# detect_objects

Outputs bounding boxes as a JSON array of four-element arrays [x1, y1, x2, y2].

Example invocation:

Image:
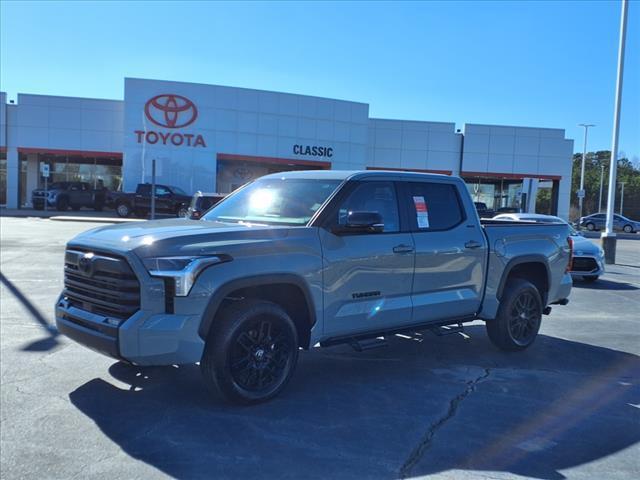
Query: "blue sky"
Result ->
[[1, 0, 639, 160]]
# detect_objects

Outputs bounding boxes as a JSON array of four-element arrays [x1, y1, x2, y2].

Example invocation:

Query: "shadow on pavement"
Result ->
[[572, 277, 639, 290], [0, 271, 60, 351], [69, 326, 640, 479]]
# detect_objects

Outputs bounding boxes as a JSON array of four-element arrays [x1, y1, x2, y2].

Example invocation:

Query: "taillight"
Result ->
[[566, 236, 573, 273]]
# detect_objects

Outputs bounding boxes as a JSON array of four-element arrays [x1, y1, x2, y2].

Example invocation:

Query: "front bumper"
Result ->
[[56, 296, 206, 365], [32, 196, 55, 208], [570, 255, 605, 278]]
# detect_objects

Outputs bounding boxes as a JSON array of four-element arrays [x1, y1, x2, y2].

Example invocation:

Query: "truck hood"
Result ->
[[69, 219, 293, 257]]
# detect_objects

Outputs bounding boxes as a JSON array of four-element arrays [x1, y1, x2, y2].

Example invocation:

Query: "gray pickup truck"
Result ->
[[56, 170, 573, 404]]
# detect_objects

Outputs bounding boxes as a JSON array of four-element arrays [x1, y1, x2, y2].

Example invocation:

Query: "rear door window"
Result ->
[[405, 182, 465, 231]]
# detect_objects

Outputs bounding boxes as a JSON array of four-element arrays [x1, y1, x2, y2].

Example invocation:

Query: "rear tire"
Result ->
[[201, 299, 299, 405], [116, 202, 131, 218], [486, 278, 542, 351]]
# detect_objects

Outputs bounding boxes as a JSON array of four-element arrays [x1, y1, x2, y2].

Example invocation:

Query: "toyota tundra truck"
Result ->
[[56, 170, 573, 404]]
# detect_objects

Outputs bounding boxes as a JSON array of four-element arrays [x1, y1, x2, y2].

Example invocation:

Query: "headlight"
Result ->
[[142, 255, 230, 296]]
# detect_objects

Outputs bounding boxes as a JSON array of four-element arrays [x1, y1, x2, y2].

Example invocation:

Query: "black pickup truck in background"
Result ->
[[32, 182, 107, 211], [107, 183, 192, 218]]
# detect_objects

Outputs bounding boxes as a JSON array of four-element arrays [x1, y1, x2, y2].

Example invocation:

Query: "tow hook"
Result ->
[[543, 306, 552, 315]]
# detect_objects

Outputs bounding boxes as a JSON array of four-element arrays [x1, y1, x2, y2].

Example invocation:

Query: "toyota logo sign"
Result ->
[[144, 94, 198, 128]]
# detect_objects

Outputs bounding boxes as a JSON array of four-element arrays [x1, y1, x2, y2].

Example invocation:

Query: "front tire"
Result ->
[[586, 222, 595, 231], [56, 197, 69, 211], [486, 278, 542, 351], [176, 206, 189, 218], [201, 299, 299, 405], [623, 225, 632, 233]]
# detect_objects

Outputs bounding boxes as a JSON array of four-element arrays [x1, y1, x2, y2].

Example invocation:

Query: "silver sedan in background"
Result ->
[[494, 213, 605, 282]]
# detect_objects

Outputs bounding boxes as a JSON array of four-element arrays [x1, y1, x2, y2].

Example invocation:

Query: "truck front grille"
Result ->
[[572, 257, 598, 273], [63, 249, 140, 320]]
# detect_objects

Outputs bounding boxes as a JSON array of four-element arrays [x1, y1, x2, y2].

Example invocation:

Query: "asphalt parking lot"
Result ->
[[1, 216, 639, 480]]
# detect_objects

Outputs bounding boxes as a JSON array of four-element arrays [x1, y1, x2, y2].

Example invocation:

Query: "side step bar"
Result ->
[[350, 337, 388, 352], [320, 315, 476, 351], [429, 323, 464, 336]]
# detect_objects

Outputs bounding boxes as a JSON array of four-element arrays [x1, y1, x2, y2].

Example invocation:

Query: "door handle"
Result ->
[[465, 240, 482, 249], [393, 244, 415, 254]]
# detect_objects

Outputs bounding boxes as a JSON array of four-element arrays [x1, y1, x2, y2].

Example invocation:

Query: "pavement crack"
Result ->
[[398, 367, 491, 479]]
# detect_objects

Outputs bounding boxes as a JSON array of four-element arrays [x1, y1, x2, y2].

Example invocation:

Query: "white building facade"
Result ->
[[0, 78, 574, 218]]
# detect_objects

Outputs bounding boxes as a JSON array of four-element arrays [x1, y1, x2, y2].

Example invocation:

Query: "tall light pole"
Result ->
[[602, 0, 628, 265], [598, 164, 605, 212], [619, 181, 626, 215], [578, 123, 595, 220]]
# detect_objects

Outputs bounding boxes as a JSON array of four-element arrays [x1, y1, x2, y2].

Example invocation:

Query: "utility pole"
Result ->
[[619, 181, 625, 215], [578, 123, 595, 219], [598, 164, 605, 212], [602, 0, 628, 265], [151, 159, 156, 220]]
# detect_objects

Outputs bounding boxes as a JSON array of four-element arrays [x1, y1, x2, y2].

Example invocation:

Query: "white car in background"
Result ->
[[494, 213, 605, 282]]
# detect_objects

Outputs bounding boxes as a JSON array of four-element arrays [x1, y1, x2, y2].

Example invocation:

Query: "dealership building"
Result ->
[[0, 78, 575, 218]]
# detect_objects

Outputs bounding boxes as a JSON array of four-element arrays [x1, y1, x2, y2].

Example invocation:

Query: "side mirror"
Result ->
[[334, 211, 384, 234]]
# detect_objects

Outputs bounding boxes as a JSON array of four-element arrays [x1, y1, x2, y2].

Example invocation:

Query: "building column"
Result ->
[[6, 147, 18, 209], [25, 153, 39, 207], [557, 176, 571, 221]]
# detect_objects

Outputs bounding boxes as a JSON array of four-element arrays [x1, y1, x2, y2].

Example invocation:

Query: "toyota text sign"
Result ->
[[135, 93, 206, 147]]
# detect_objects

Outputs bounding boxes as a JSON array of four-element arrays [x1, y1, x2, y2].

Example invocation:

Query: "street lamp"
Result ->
[[602, 0, 629, 265], [598, 164, 605, 212], [578, 123, 595, 220]]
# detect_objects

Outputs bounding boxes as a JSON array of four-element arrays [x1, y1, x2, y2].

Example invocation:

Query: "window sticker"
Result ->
[[413, 196, 430, 229]]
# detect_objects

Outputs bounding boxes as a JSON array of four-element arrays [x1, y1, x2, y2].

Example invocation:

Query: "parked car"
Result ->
[[186, 191, 226, 219], [494, 213, 605, 282], [474, 201, 495, 218], [56, 170, 572, 404], [579, 213, 639, 233], [31, 181, 107, 211], [107, 183, 192, 218]]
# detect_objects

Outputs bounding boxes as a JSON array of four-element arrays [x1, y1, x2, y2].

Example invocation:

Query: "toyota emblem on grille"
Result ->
[[78, 252, 95, 276], [144, 94, 198, 129]]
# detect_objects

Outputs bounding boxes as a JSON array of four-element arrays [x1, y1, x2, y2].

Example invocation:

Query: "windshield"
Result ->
[[202, 178, 342, 226]]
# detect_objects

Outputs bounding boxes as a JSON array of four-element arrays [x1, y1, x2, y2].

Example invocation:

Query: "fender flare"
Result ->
[[496, 254, 551, 300], [197, 273, 318, 342]]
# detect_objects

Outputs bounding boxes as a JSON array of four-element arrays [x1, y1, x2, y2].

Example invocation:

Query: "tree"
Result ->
[[571, 150, 640, 220]]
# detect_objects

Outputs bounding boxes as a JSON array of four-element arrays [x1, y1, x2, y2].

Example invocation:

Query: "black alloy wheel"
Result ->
[[507, 290, 541, 347], [486, 278, 542, 351], [201, 299, 299, 404], [229, 317, 294, 393]]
